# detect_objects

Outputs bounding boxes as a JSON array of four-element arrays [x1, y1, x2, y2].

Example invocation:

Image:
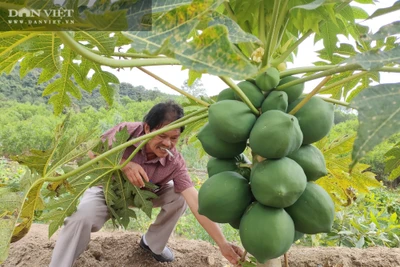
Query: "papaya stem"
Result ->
[[91, 49, 161, 59], [289, 76, 332, 115], [238, 250, 248, 266], [280, 65, 337, 77], [270, 30, 312, 66], [284, 253, 289, 267], [171, 107, 208, 125], [317, 96, 350, 107], [258, 1, 266, 47], [219, 76, 260, 116], [119, 139, 149, 169], [277, 64, 360, 91], [137, 67, 210, 107], [319, 71, 369, 93], [263, 0, 280, 65], [267, 0, 286, 65], [44, 113, 209, 183], [56, 31, 181, 68]]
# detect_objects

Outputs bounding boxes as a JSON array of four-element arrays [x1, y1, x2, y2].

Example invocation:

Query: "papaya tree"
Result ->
[[0, 0, 400, 265]]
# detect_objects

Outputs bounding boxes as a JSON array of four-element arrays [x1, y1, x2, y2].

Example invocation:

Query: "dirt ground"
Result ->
[[2, 224, 400, 267]]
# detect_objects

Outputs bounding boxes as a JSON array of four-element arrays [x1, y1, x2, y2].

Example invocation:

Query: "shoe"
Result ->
[[139, 236, 174, 262]]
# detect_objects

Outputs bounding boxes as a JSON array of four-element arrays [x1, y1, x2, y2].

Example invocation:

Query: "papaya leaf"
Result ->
[[315, 135, 381, 207], [351, 6, 370, 20], [75, 32, 117, 56], [42, 47, 84, 115], [0, 186, 24, 263], [384, 142, 400, 181], [7, 115, 100, 241], [350, 84, 400, 170], [188, 69, 203, 86], [290, 0, 327, 11], [344, 45, 400, 70], [123, 0, 258, 80], [365, 21, 400, 41], [368, 0, 400, 20], [208, 12, 262, 44]]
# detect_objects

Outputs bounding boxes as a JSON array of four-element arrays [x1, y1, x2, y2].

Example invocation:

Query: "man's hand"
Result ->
[[121, 161, 149, 188], [219, 242, 244, 265]]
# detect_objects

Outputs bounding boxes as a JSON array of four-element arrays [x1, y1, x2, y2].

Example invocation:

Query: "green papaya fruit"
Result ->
[[287, 145, 328, 181], [207, 158, 238, 177], [255, 67, 280, 92], [208, 100, 257, 143], [217, 88, 236, 102], [249, 110, 303, 158], [261, 91, 288, 113], [198, 171, 252, 223], [285, 182, 335, 234], [197, 123, 246, 159], [240, 203, 295, 263], [235, 81, 265, 108], [278, 76, 305, 103], [250, 157, 307, 208], [293, 231, 304, 242], [229, 217, 241, 230], [288, 97, 334, 144]]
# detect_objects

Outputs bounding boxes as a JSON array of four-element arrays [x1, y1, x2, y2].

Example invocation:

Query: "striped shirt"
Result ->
[[101, 122, 193, 193]]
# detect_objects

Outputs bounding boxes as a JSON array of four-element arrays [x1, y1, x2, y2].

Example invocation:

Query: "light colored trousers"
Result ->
[[49, 182, 187, 267]]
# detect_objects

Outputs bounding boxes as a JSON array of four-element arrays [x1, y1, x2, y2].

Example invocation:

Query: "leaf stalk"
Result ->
[[219, 76, 260, 115], [56, 31, 181, 68], [289, 76, 332, 115]]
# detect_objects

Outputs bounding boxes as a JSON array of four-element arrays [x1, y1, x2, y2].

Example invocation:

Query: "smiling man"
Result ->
[[49, 100, 243, 267]]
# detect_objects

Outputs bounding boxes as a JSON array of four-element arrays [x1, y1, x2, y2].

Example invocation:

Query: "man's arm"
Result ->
[[181, 186, 243, 265]]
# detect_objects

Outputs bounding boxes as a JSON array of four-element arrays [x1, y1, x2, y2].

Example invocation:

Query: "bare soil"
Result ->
[[2, 224, 400, 267]]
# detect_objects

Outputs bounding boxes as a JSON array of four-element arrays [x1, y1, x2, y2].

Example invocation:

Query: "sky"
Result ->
[[105, 1, 400, 97]]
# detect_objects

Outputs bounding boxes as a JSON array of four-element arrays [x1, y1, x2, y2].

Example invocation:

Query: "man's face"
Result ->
[[144, 123, 181, 158]]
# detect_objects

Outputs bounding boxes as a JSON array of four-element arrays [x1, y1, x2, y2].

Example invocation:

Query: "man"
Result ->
[[50, 100, 243, 267]]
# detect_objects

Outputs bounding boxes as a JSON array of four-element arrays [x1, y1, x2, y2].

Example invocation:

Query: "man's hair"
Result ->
[[143, 100, 185, 132]]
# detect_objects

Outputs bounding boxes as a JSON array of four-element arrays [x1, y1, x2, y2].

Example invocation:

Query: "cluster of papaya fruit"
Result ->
[[197, 67, 336, 263]]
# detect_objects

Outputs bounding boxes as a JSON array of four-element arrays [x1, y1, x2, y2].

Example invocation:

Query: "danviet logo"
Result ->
[[7, 7, 75, 25]]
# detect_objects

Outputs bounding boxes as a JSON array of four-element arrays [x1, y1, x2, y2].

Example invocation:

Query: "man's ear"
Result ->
[[144, 123, 151, 134]]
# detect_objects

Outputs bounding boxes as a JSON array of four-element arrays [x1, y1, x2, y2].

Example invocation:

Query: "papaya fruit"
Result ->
[[250, 157, 307, 208], [288, 96, 334, 144], [207, 158, 238, 177], [240, 203, 295, 263], [208, 100, 257, 143], [198, 171, 252, 223], [206, 154, 252, 180], [229, 217, 241, 230], [217, 88, 235, 102], [278, 76, 305, 103], [249, 110, 303, 159], [287, 144, 328, 181], [285, 182, 335, 234], [293, 231, 304, 242], [255, 67, 280, 92], [234, 81, 265, 108], [197, 123, 246, 159], [261, 91, 288, 113]]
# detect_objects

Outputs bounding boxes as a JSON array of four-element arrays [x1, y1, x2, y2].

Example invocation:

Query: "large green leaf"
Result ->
[[368, 0, 400, 20], [208, 12, 262, 44], [350, 84, 400, 169], [344, 45, 400, 70], [384, 142, 400, 181], [315, 135, 381, 207], [0, 187, 25, 263], [366, 21, 400, 41], [123, 0, 259, 80]]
